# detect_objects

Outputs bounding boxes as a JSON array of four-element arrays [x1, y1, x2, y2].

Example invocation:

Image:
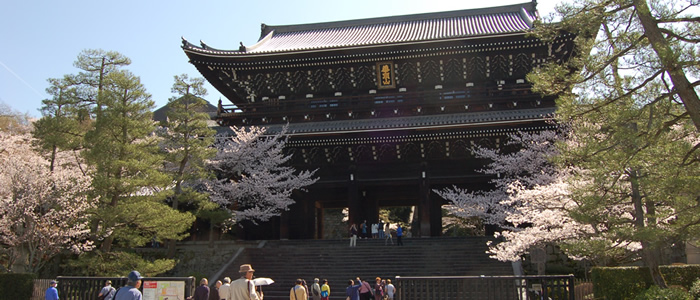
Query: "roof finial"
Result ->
[[239, 42, 246, 52], [200, 40, 207, 49], [181, 36, 188, 47]]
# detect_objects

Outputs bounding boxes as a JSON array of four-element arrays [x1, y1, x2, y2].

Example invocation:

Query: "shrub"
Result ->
[[592, 265, 700, 299], [690, 279, 700, 299], [0, 273, 35, 300], [634, 285, 692, 300]]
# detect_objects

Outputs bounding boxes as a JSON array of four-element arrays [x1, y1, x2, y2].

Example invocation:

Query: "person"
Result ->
[[373, 278, 384, 300], [98, 280, 116, 300], [230, 264, 263, 300], [378, 220, 384, 239], [371, 223, 378, 239], [290, 278, 307, 300], [385, 279, 395, 300], [310, 278, 321, 300], [349, 224, 358, 247], [45, 280, 59, 300], [210, 280, 222, 300], [357, 277, 373, 300], [345, 279, 361, 300], [320, 279, 330, 300], [396, 224, 404, 246], [115, 270, 143, 300], [220, 277, 231, 300], [384, 223, 393, 245], [361, 220, 368, 239], [194, 278, 210, 300]]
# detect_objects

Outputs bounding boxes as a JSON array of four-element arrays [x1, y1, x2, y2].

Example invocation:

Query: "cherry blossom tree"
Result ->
[[435, 130, 592, 262], [0, 132, 94, 273], [205, 126, 318, 229]]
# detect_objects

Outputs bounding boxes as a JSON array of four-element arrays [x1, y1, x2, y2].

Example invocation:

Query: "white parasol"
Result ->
[[252, 277, 275, 286]]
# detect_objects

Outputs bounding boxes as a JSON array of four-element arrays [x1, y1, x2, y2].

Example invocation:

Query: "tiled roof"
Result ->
[[214, 107, 554, 138], [186, 2, 538, 55]]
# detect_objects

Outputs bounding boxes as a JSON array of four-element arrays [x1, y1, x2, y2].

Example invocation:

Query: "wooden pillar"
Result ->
[[419, 171, 431, 237], [315, 202, 323, 239], [347, 172, 361, 228]]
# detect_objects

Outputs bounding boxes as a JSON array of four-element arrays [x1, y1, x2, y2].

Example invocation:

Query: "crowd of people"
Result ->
[[45, 264, 398, 300], [286, 275, 395, 300], [349, 221, 404, 247]]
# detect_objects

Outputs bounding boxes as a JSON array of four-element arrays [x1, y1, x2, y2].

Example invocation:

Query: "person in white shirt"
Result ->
[[385, 279, 396, 300], [219, 277, 231, 300]]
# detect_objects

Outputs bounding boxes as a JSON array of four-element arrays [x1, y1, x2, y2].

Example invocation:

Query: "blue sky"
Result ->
[[1, 0, 558, 118]]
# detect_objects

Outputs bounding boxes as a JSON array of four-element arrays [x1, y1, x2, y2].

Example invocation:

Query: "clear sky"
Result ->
[[1, 0, 559, 118]]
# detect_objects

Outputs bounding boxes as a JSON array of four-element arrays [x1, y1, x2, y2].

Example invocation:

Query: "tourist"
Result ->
[[230, 264, 262, 300], [290, 278, 307, 300], [378, 220, 384, 239], [373, 277, 384, 300], [115, 270, 143, 300], [310, 278, 321, 300], [361, 220, 368, 239], [210, 280, 222, 300], [385, 279, 395, 300], [194, 278, 210, 300], [384, 223, 393, 245], [357, 277, 373, 300], [98, 280, 116, 300], [320, 279, 330, 300], [371, 223, 378, 239], [220, 277, 231, 300], [45, 280, 59, 300], [349, 224, 358, 247], [396, 224, 404, 246], [345, 279, 361, 300]]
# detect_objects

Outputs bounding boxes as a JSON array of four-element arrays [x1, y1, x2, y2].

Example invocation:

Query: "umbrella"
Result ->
[[252, 277, 275, 286]]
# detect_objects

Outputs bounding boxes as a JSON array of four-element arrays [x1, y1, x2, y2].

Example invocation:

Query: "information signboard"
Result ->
[[143, 280, 186, 300]]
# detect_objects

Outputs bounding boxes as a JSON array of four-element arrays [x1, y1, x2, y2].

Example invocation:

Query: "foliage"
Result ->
[[689, 278, 700, 299], [159, 74, 216, 213], [0, 273, 35, 300], [0, 132, 94, 273], [592, 266, 700, 299], [531, 0, 700, 132], [31, 49, 195, 275], [634, 286, 692, 300], [0, 102, 32, 134], [527, 0, 700, 287], [205, 126, 318, 229], [435, 130, 591, 261], [64, 250, 176, 277]]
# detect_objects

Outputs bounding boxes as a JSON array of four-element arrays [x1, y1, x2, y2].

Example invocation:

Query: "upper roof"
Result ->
[[185, 2, 538, 55]]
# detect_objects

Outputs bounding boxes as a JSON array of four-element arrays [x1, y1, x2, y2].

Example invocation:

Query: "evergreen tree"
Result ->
[[159, 74, 216, 253], [82, 69, 194, 264], [528, 0, 700, 287]]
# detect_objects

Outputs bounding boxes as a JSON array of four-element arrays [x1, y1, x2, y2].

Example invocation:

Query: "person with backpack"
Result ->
[[320, 279, 330, 300], [98, 280, 116, 300], [310, 278, 321, 300]]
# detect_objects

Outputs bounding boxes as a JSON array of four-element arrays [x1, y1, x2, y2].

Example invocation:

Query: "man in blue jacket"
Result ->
[[45, 280, 59, 300]]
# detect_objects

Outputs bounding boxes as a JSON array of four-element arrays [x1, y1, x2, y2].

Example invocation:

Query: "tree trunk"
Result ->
[[629, 169, 668, 288], [633, 0, 700, 132]]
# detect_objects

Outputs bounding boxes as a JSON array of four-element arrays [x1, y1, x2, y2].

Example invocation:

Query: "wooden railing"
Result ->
[[394, 275, 575, 300]]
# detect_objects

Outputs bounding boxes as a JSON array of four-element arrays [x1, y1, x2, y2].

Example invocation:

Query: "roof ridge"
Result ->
[[258, 2, 537, 41]]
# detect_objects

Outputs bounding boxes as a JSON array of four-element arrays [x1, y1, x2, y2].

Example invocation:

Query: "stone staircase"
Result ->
[[219, 237, 512, 300]]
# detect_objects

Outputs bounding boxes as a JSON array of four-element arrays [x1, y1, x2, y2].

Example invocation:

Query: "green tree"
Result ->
[[80, 69, 194, 275], [529, 0, 700, 288], [32, 78, 87, 171], [159, 74, 216, 253]]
